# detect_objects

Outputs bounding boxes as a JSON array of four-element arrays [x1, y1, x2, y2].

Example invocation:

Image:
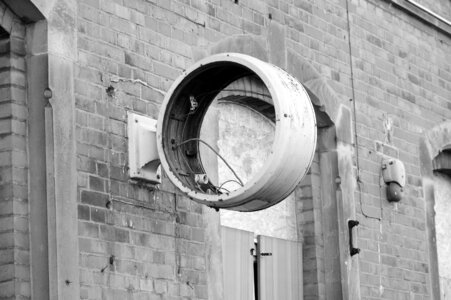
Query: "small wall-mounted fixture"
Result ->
[[348, 220, 360, 256], [128, 112, 161, 185], [381, 158, 405, 202]]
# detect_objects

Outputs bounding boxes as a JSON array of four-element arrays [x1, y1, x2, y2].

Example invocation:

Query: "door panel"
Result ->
[[257, 235, 303, 300], [222, 226, 255, 300]]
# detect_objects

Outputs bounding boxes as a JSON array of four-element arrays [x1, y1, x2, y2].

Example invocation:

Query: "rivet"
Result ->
[[43, 88, 53, 99]]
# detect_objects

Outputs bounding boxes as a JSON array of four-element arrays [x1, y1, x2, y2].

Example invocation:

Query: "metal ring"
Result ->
[[157, 53, 316, 211]]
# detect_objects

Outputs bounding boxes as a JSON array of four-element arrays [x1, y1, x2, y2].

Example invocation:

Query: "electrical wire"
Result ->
[[345, 1, 383, 295], [218, 179, 243, 190], [345, 0, 381, 221], [177, 95, 238, 194], [175, 90, 256, 194], [217, 186, 231, 193], [216, 179, 243, 194], [175, 138, 244, 186]]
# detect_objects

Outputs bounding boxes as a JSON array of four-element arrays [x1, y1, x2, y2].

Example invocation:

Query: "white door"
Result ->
[[222, 226, 255, 300], [257, 235, 303, 300]]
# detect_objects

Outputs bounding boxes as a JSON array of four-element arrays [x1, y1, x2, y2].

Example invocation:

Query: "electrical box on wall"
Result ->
[[382, 158, 406, 187], [381, 158, 406, 202], [128, 112, 161, 185]]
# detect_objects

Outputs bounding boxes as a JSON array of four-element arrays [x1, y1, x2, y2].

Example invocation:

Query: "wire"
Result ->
[[356, 177, 381, 221], [345, 0, 381, 221], [216, 179, 243, 194], [218, 179, 243, 190], [175, 138, 244, 186], [175, 88, 258, 194], [217, 186, 231, 193]]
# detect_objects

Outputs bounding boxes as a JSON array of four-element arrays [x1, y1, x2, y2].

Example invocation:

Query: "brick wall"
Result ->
[[72, 0, 451, 298], [76, 1, 208, 298], [75, 65, 208, 297], [349, 0, 451, 298], [0, 0, 447, 298], [0, 6, 30, 299], [296, 153, 325, 300]]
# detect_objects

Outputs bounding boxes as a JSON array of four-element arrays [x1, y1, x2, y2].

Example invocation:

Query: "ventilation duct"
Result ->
[[156, 53, 317, 211]]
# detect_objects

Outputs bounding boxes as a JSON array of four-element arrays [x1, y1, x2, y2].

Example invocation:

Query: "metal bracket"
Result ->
[[348, 220, 360, 256], [250, 248, 272, 257], [127, 112, 161, 184]]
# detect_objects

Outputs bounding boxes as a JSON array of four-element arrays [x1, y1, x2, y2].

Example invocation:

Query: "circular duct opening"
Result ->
[[199, 75, 275, 195], [157, 53, 317, 211]]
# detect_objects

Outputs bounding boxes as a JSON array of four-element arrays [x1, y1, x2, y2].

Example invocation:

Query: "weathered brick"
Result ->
[[9, 0, 439, 298], [0, 280, 14, 297], [124, 52, 153, 71], [91, 208, 106, 223], [78, 204, 91, 221], [79, 222, 100, 238], [81, 190, 109, 208], [89, 175, 105, 192]]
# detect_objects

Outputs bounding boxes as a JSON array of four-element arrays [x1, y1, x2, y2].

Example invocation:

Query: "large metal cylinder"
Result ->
[[157, 53, 317, 211]]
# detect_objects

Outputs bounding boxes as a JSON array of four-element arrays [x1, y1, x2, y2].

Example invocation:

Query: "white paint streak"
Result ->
[[110, 76, 166, 95]]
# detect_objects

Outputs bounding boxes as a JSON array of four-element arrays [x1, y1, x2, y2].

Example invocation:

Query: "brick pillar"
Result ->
[[0, 18, 30, 298], [296, 153, 326, 300]]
